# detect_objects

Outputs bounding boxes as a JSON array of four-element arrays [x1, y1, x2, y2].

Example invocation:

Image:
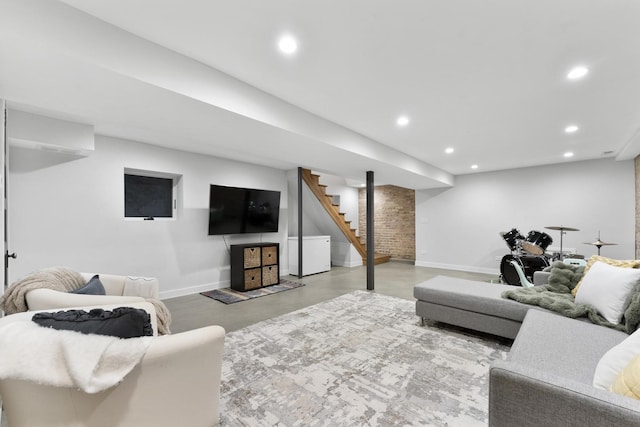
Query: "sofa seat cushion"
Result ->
[[510, 310, 627, 384], [414, 275, 534, 322]]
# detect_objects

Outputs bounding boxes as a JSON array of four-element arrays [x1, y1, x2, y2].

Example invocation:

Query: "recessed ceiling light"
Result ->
[[396, 116, 410, 127], [278, 35, 298, 55], [567, 66, 589, 80], [564, 152, 574, 158], [564, 125, 579, 133], [471, 164, 478, 170], [445, 147, 454, 154]]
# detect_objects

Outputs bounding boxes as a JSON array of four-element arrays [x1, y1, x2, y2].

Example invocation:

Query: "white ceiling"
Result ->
[[1, 0, 639, 189]]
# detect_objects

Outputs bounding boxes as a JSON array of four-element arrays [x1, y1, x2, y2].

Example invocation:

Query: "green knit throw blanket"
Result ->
[[502, 261, 640, 334]]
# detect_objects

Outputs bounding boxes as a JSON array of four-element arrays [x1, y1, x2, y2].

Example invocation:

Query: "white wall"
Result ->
[[416, 158, 635, 275], [11, 138, 634, 295], [317, 173, 360, 236], [9, 135, 289, 298], [286, 169, 321, 237], [320, 175, 362, 267]]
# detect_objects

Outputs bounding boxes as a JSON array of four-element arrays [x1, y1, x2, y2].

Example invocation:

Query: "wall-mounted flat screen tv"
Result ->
[[208, 185, 281, 235]]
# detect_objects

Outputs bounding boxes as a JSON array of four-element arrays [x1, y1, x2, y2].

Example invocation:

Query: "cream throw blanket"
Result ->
[[0, 267, 85, 314], [0, 321, 153, 393]]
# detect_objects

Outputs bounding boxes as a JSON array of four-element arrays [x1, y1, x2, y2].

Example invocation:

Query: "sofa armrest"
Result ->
[[489, 359, 640, 427], [26, 288, 145, 311]]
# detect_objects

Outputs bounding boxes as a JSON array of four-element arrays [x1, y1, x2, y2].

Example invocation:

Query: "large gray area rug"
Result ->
[[220, 291, 510, 426]]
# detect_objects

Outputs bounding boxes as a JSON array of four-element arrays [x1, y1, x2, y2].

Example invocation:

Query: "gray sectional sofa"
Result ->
[[414, 275, 541, 339], [414, 275, 640, 426]]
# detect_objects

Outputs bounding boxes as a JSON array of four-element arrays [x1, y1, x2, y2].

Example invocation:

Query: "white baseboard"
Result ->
[[159, 267, 292, 299], [159, 281, 229, 299], [332, 260, 363, 268], [414, 260, 499, 276]]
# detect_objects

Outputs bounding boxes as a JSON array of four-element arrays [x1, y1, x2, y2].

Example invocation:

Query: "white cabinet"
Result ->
[[288, 236, 331, 276]]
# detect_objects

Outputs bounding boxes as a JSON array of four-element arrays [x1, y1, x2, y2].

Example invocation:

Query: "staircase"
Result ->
[[300, 169, 390, 265]]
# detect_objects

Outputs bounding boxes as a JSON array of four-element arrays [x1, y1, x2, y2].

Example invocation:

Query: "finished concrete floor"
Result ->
[[164, 262, 498, 334]]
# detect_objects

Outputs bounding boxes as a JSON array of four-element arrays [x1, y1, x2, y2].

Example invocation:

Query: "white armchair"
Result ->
[[18, 272, 171, 335], [25, 273, 160, 311], [0, 304, 225, 427]]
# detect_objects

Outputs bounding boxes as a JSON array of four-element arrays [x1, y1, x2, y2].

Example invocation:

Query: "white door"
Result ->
[[0, 99, 5, 294], [0, 99, 5, 423], [0, 100, 13, 294]]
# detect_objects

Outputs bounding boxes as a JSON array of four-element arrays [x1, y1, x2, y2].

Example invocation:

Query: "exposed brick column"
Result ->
[[359, 185, 415, 261]]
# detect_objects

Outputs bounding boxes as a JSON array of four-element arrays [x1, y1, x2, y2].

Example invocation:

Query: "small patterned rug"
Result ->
[[201, 279, 305, 304], [219, 291, 510, 426]]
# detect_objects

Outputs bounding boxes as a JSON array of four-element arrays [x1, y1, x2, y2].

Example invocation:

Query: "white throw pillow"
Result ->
[[123, 276, 159, 299], [593, 327, 640, 389], [574, 261, 640, 324]]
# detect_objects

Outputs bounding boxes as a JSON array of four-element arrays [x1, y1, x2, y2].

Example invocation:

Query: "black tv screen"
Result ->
[[124, 174, 173, 218], [208, 185, 281, 235]]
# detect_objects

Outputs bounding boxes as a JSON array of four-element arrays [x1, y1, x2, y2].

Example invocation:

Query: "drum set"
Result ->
[[499, 228, 553, 286]]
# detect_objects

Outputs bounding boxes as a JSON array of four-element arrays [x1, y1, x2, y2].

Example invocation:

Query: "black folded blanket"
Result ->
[[32, 307, 153, 338]]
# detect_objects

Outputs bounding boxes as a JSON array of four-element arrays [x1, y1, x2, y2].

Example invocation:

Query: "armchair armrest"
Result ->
[[26, 288, 145, 311], [105, 325, 226, 426], [489, 359, 640, 427], [0, 325, 225, 427]]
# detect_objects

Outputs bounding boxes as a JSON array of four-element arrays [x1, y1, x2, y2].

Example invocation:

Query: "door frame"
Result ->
[[1, 99, 6, 294]]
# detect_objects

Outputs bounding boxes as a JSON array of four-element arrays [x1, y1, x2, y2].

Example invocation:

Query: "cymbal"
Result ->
[[545, 226, 580, 231], [584, 240, 617, 247]]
